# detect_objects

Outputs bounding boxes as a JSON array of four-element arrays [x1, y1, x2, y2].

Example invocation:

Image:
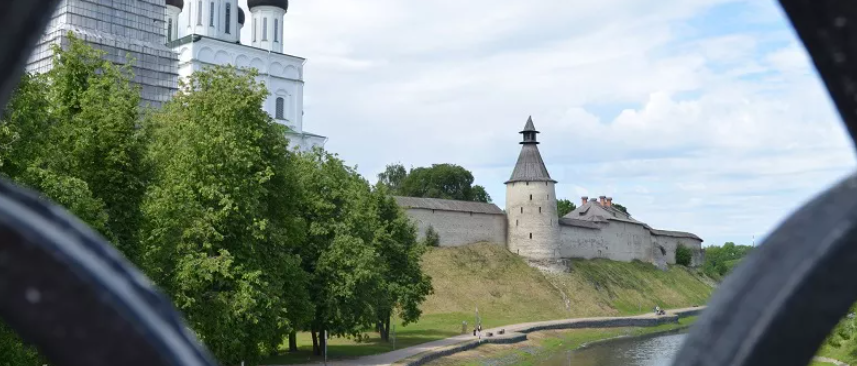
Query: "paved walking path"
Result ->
[[274, 306, 704, 366], [815, 356, 851, 366]]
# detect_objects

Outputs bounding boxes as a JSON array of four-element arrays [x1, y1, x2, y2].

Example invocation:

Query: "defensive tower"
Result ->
[[505, 117, 561, 260]]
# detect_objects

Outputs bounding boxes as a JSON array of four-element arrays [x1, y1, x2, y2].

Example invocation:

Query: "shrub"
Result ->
[[425, 226, 440, 247], [676, 245, 692, 266]]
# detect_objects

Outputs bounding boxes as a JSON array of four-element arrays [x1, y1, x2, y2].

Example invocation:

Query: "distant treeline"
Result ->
[[702, 242, 754, 279]]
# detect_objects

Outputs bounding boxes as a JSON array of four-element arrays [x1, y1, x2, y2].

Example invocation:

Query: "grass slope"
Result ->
[[264, 243, 715, 365]]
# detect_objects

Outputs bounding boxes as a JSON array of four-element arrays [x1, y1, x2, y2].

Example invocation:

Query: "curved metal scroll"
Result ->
[[2, 1, 857, 366], [674, 1, 857, 366], [0, 2, 217, 365]]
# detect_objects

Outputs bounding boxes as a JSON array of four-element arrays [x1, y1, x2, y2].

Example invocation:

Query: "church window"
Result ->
[[263, 18, 268, 40], [197, 1, 203, 25], [167, 18, 173, 41], [276, 97, 285, 119], [210, 2, 215, 26], [253, 18, 256, 41], [274, 19, 278, 42], [225, 3, 231, 34]]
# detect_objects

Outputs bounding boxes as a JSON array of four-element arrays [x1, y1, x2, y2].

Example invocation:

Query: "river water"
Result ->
[[539, 332, 687, 366]]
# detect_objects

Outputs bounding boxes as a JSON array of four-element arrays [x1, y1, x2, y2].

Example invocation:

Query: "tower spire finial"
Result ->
[[520, 116, 539, 144]]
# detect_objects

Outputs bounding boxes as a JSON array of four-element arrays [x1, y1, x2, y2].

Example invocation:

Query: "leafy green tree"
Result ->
[[702, 242, 754, 278], [0, 33, 147, 365], [471, 185, 492, 203], [424, 226, 440, 247], [377, 163, 408, 194], [556, 198, 576, 218], [613, 203, 629, 216], [675, 244, 692, 266], [49, 36, 148, 262], [141, 65, 310, 364], [370, 184, 433, 341], [397, 163, 489, 202], [0, 322, 43, 366], [294, 149, 385, 355]]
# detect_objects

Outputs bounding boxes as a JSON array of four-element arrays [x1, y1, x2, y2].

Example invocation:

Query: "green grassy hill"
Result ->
[[421, 243, 713, 327], [267, 242, 715, 364]]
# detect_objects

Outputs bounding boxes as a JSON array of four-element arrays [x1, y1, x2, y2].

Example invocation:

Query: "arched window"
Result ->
[[225, 3, 231, 34], [197, 1, 202, 25], [167, 18, 173, 41], [275, 97, 285, 119], [274, 19, 278, 42], [263, 18, 268, 40]]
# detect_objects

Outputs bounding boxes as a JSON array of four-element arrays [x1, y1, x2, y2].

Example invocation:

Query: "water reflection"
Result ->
[[541, 332, 687, 366]]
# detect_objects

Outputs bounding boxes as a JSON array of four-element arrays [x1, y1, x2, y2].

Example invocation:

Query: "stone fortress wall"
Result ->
[[394, 117, 703, 268], [395, 197, 506, 247], [397, 197, 703, 267]]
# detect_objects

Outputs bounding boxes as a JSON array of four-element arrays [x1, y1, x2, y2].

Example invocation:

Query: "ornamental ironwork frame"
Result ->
[[0, 1, 856, 366]]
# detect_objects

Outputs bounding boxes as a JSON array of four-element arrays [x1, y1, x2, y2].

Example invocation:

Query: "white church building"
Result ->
[[165, 0, 326, 150], [28, 0, 326, 151]]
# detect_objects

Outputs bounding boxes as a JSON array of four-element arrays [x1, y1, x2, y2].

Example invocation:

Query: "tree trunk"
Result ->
[[289, 331, 298, 353], [319, 329, 327, 358], [385, 317, 391, 342], [311, 328, 319, 356]]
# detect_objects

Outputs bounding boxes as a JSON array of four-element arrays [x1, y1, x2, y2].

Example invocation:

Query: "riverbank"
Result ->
[[390, 308, 702, 366], [413, 316, 697, 366], [264, 244, 715, 365]]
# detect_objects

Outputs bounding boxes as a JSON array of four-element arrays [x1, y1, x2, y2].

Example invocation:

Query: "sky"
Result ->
[[240, 0, 856, 247]]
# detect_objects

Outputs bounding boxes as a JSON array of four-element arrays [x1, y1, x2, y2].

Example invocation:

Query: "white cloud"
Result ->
[[246, 0, 855, 246]]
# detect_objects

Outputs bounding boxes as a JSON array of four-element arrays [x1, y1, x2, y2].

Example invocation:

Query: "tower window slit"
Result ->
[[520, 207, 523, 214], [516, 220, 518, 227], [529, 233, 533, 239], [539, 207, 542, 213], [529, 194, 532, 200]]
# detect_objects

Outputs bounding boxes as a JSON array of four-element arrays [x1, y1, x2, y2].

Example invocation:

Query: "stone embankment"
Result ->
[[396, 307, 704, 366]]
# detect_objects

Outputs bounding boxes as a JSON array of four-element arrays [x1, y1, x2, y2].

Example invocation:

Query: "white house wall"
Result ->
[[175, 38, 304, 133]]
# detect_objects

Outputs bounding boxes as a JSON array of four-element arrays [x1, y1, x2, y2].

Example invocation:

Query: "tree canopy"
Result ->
[[0, 34, 433, 365], [556, 198, 576, 217], [702, 242, 754, 278], [378, 163, 491, 203]]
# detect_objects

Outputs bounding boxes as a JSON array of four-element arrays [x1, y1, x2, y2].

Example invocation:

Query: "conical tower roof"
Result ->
[[505, 116, 556, 184]]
